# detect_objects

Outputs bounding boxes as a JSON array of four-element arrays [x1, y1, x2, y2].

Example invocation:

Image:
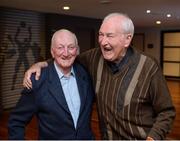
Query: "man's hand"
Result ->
[[23, 61, 48, 89], [146, 136, 154, 141]]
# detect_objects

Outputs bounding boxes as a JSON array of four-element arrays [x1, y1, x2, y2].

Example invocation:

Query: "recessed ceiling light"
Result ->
[[167, 14, 171, 18], [146, 10, 151, 14], [63, 6, 70, 10], [156, 21, 161, 24]]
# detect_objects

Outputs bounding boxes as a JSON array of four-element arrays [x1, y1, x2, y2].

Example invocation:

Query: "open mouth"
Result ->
[[103, 47, 112, 52]]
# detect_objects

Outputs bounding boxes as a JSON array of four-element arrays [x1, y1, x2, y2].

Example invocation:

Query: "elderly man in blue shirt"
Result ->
[[8, 29, 95, 140]]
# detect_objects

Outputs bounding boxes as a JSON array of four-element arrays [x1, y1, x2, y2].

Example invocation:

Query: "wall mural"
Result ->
[[1, 21, 40, 90], [0, 7, 45, 109]]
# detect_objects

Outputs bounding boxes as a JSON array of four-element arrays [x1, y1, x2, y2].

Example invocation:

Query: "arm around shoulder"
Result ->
[[23, 59, 52, 89]]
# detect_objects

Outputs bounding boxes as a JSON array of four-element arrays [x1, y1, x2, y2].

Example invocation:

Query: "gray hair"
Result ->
[[103, 12, 134, 37], [51, 29, 80, 54]]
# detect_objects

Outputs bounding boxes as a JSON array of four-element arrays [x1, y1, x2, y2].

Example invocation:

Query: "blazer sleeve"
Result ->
[[8, 74, 38, 140]]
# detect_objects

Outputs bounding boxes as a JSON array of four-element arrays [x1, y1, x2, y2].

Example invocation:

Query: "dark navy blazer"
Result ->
[[8, 61, 95, 140]]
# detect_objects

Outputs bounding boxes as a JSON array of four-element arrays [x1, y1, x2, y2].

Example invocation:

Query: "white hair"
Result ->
[[103, 12, 134, 37]]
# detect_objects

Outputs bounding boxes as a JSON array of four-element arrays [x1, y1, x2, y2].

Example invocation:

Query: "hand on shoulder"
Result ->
[[23, 61, 48, 89]]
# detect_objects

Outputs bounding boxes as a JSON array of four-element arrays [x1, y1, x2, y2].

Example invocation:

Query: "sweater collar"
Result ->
[[106, 46, 134, 74]]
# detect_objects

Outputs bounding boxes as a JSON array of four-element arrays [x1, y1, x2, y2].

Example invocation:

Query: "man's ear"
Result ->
[[127, 34, 132, 40], [125, 34, 132, 47]]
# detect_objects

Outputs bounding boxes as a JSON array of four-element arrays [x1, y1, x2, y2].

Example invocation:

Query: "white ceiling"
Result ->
[[0, 0, 180, 28]]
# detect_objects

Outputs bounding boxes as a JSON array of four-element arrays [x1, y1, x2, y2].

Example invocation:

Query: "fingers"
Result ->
[[23, 71, 32, 89], [22, 61, 48, 89], [23, 63, 38, 89], [34, 61, 47, 80], [146, 137, 154, 141]]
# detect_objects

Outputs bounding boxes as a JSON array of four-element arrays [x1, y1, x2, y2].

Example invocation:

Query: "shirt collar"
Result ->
[[106, 47, 133, 74], [54, 61, 75, 79]]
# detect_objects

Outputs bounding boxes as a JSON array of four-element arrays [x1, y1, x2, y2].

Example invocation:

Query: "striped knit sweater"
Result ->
[[78, 47, 175, 140]]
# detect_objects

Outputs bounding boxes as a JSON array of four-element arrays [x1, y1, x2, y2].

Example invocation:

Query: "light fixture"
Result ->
[[63, 6, 70, 10], [167, 14, 171, 18], [146, 10, 151, 14], [156, 21, 161, 24]]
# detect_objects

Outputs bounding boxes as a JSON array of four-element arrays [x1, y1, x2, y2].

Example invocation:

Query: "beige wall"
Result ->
[[136, 26, 180, 64], [136, 27, 160, 63]]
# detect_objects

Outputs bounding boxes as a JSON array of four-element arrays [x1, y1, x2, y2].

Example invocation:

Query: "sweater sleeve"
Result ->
[[147, 64, 176, 139]]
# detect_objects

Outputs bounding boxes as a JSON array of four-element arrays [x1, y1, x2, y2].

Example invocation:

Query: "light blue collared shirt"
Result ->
[[54, 62, 81, 128]]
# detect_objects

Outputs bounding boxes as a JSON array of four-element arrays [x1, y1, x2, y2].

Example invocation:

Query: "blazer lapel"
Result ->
[[74, 63, 88, 116], [47, 63, 70, 114]]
